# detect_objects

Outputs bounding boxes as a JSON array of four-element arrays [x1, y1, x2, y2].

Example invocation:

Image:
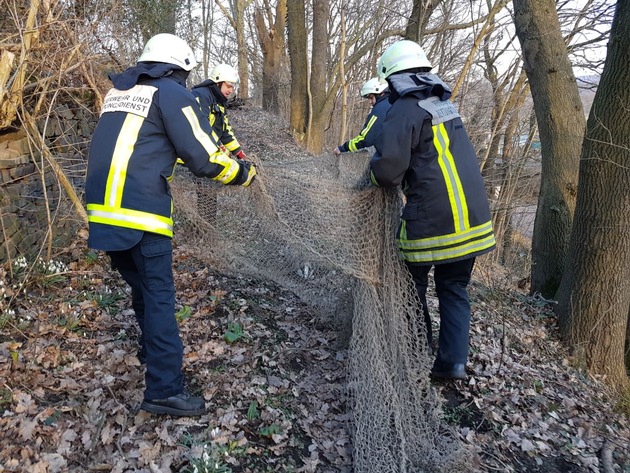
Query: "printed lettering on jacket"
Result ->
[[101, 84, 158, 118], [417, 96, 460, 125]]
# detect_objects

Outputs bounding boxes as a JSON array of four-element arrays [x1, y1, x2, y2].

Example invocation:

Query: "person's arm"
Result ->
[[162, 83, 255, 186], [218, 108, 244, 158], [369, 107, 416, 187], [337, 111, 377, 154]]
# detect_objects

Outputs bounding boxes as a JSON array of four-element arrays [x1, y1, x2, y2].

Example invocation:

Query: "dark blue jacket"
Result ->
[[191, 81, 242, 155], [339, 93, 391, 153], [86, 63, 249, 251], [370, 72, 495, 265]]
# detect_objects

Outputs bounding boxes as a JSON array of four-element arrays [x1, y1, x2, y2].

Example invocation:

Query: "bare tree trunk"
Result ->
[[215, 0, 254, 100], [405, 0, 442, 42], [513, 0, 585, 298], [253, 0, 287, 113], [337, 6, 347, 145], [554, 0, 630, 392], [306, 0, 330, 152], [287, 0, 308, 141]]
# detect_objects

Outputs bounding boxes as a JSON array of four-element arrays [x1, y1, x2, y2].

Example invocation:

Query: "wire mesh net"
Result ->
[[170, 107, 470, 472]]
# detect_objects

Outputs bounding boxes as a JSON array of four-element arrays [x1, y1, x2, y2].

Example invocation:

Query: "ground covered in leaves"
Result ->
[[0, 235, 628, 473]]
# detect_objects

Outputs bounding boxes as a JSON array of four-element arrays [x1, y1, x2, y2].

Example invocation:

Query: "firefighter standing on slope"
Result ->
[[85, 33, 256, 417], [333, 77, 391, 156], [369, 40, 496, 380]]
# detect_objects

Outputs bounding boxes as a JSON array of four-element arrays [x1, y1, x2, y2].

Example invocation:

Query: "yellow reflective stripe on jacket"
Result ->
[[399, 220, 494, 250], [400, 232, 496, 263], [181, 106, 240, 183], [433, 122, 469, 232], [349, 115, 377, 152], [224, 138, 240, 152], [105, 114, 144, 208], [87, 203, 173, 237], [222, 114, 241, 152]]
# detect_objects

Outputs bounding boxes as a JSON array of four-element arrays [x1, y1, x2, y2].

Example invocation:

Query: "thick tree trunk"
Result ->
[[254, 0, 287, 113], [554, 0, 630, 392], [306, 0, 330, 153], [235, 9, 250, 101], [513, 0, 585, 298], [287, 0, 308, 141]]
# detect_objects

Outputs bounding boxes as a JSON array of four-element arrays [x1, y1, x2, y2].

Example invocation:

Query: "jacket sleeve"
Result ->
[[369, 106, 416, 188], [340, 111, 378, 153], [219, 110, 242, 154], [161, 83, 246, 185]]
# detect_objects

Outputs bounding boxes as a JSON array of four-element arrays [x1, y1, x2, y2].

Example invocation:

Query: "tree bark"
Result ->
[[253, 0, 287, 113], [287, 0, 308, 141], [405, 0, 442, 42], [513, 0, 585, 298], [306, 0, 330, 152], [554, 0, 630, 392]]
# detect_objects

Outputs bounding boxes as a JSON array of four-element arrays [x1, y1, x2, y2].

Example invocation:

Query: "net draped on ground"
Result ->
[[170, 108, 469, 472]]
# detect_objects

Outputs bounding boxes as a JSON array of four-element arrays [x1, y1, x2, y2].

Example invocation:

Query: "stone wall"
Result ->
[[0, 103, 94, 263]]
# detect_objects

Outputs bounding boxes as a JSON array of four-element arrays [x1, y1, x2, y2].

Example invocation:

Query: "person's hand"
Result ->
[[235, 150, 247, 160], [239, 160, 257, 187], [333, 147, 342, 156]]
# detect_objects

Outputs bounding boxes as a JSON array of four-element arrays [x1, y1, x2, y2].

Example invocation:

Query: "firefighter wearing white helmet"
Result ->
[[370, 40, 495, 381], [192, 63, 247, 160], [360, 77, 388, 98], [86, 34, 256, 418], [377, 39, 432, 79], [333, 77, 391, 156], [138, 33, 198, 71]]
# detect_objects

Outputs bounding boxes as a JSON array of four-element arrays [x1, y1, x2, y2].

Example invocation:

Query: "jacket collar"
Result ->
[[387, 72, 452, 101], [109, 62, 188, 90], [374, 92, 390, 105]]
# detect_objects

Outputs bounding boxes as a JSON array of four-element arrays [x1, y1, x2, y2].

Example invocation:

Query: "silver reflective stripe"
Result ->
[[418, 96, 460, 125]]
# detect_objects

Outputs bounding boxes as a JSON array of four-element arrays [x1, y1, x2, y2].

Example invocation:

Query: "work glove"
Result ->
[[333, 147, 342, 156], [234, 150, 247, 160], [236, 160, 257, 187]]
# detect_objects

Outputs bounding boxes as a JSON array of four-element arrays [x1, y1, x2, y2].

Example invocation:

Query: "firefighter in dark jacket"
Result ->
[[85, 34, 257, 417], [191, 63, 246, 160], [370, 40, 496, 380], [333, 77, 391, 156]]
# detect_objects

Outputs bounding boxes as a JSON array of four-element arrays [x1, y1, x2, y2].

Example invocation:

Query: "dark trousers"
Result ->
[[108, 233, 183, 400], [407, 258, 475, 365]]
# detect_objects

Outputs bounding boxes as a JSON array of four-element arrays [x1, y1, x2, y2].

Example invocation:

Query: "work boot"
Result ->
[[430, 362, 467, 380], [141, 389, 206, 416]]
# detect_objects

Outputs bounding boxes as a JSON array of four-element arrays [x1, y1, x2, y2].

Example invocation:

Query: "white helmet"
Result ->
[[377, 40, 432, 79], [360, 77, 388, 98], [138, 33, 197, 71], [209, 63, 240, 85]]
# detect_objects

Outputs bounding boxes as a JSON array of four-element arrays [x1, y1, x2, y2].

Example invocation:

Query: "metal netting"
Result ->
[[170, 107, 471, 472]]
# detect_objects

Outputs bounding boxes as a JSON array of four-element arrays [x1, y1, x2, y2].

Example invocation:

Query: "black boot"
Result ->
[[141, 389, 206, 416], [430, 362, 467, 380]]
